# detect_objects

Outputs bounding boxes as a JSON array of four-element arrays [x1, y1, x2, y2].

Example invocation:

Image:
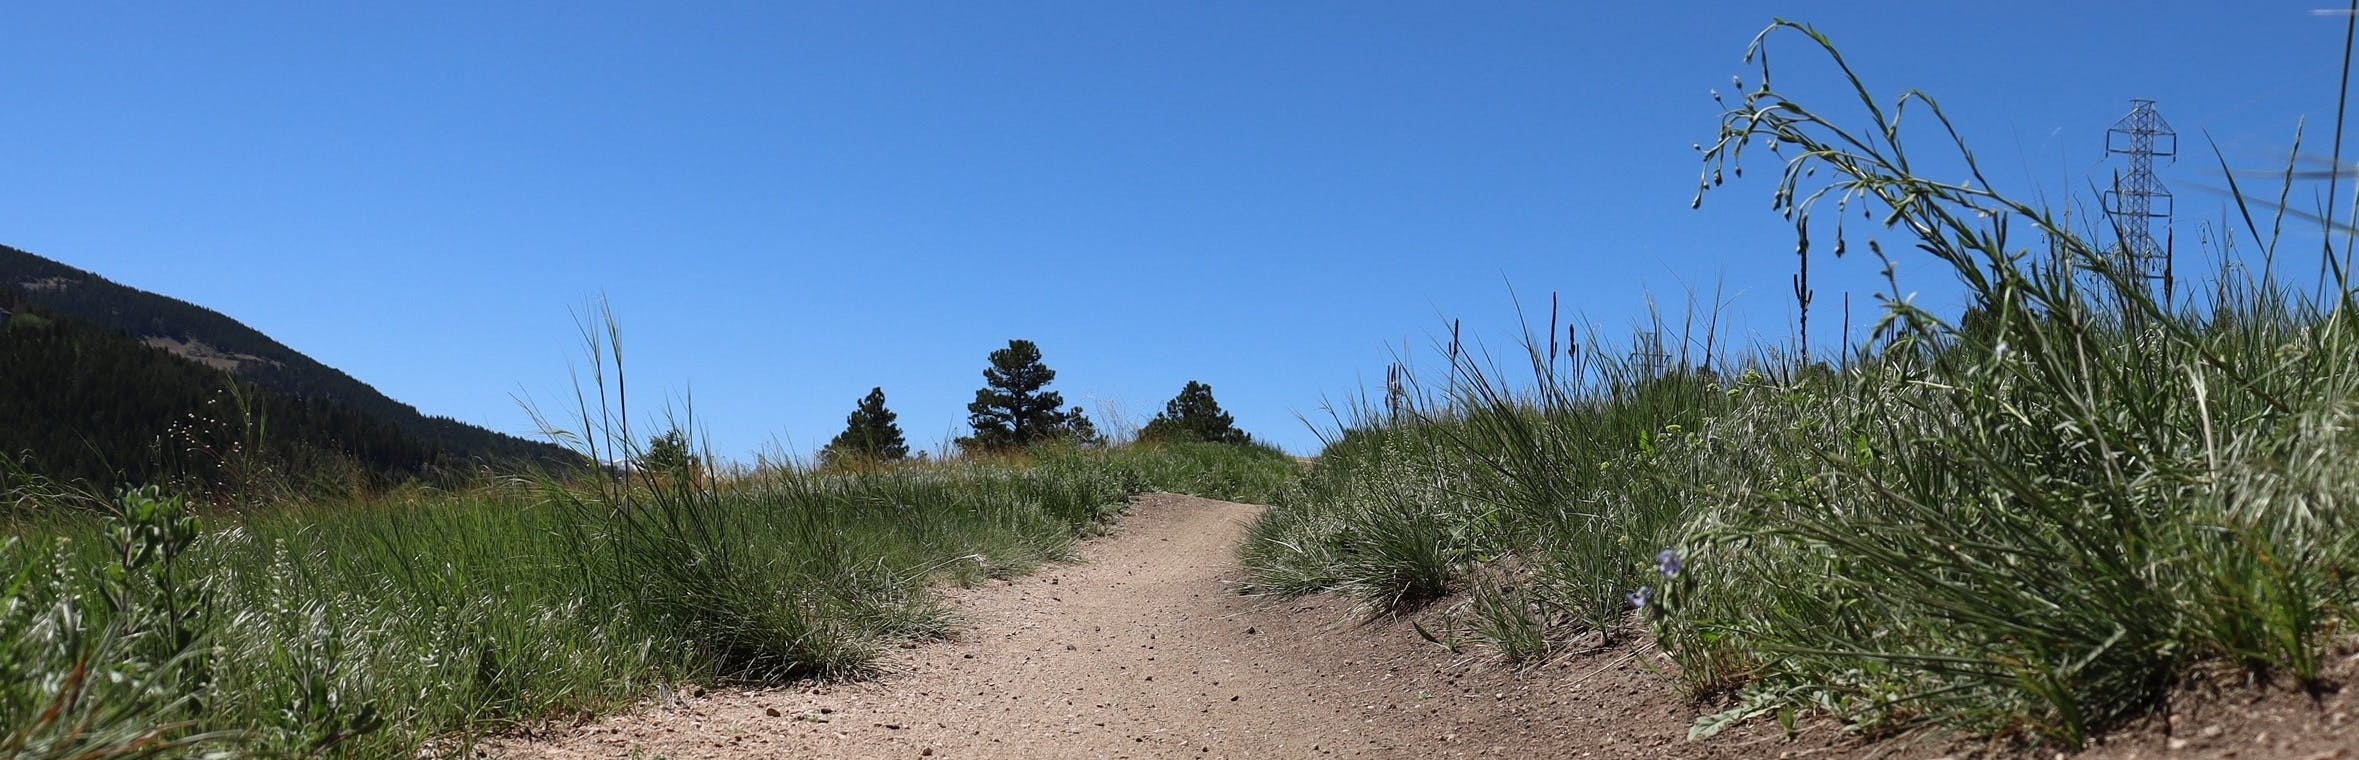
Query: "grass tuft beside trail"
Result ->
[[1245, 19, 2359, 748]]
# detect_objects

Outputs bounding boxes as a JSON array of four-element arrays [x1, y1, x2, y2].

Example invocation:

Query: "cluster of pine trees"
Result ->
[[3, 242, 1258, 494], [7, 284, 1251, 488], [815, 339, 1255, 467]]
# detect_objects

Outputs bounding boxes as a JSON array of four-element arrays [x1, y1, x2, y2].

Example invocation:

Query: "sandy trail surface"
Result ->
[[486, 493, 2359, 759], [487, 493, 1725, 759]]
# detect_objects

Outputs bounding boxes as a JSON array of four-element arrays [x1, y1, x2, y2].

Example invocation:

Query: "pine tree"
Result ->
[[637, 427, 697, 479], [959, 339, 1076, 452], [822, 387, 909, 464], [1140, 380, 1251, 445], [1057, 405, 1103, 447]]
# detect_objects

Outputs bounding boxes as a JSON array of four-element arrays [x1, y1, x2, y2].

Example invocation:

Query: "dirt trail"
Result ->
[[488, 494, 1726, 759], [485, 494, 2359, 759]]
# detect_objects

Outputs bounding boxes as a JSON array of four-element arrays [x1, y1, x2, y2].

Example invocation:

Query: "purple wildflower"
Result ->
[[1657, 549, 1684, 578], [1628, 586, 1653, 610]]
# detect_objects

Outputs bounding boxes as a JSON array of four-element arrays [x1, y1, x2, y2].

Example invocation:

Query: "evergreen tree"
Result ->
[[1056, 405, 1103, 447], [821, 387, 909, 464], [637, 427, 696, 479], [959, 339, 1075, 452], [1140, 380, 1252, 445]]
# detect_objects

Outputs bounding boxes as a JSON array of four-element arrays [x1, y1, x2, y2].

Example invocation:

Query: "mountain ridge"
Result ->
[[0, 243, 575, 484]]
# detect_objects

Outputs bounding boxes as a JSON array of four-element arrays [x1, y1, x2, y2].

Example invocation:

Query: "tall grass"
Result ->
[[1246, 18, 2359, 748], [0, 305, 1300, 756]]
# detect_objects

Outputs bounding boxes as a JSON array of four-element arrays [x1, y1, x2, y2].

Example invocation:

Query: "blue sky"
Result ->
[[0, 2, 2345, 459]]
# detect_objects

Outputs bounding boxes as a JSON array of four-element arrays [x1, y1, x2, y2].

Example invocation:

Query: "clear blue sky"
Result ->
[[0, 2, 2344, 459]]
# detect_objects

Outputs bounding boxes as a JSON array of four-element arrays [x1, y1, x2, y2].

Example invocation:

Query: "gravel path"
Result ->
[[485, 493, 1720, 759]]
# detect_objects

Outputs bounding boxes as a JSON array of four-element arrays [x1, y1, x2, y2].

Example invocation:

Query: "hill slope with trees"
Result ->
[[0, 244, 575, 488]]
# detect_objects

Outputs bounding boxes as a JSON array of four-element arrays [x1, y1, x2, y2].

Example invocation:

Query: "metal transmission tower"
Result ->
[[2101, 99, 2178, 303]]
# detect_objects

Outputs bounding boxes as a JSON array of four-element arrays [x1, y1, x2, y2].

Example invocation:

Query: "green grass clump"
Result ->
[[1068, 438, 1305, 507], [1246, 18, 2359, 748], [1244, 371, 1722, 640]]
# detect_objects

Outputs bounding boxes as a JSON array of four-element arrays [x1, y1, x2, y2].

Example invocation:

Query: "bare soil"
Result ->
[[486, 494, 2359, 759]]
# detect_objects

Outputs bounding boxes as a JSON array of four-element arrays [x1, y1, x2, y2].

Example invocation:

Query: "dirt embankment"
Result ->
[[487, 494, 2359, 759]]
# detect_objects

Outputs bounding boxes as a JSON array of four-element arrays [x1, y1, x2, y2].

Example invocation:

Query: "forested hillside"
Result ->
[[0, 245, 575, 488]]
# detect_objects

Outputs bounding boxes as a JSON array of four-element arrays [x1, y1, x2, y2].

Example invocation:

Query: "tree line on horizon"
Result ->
[[811, 338, 1256, 467], [1, 289, 1250, 493]]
